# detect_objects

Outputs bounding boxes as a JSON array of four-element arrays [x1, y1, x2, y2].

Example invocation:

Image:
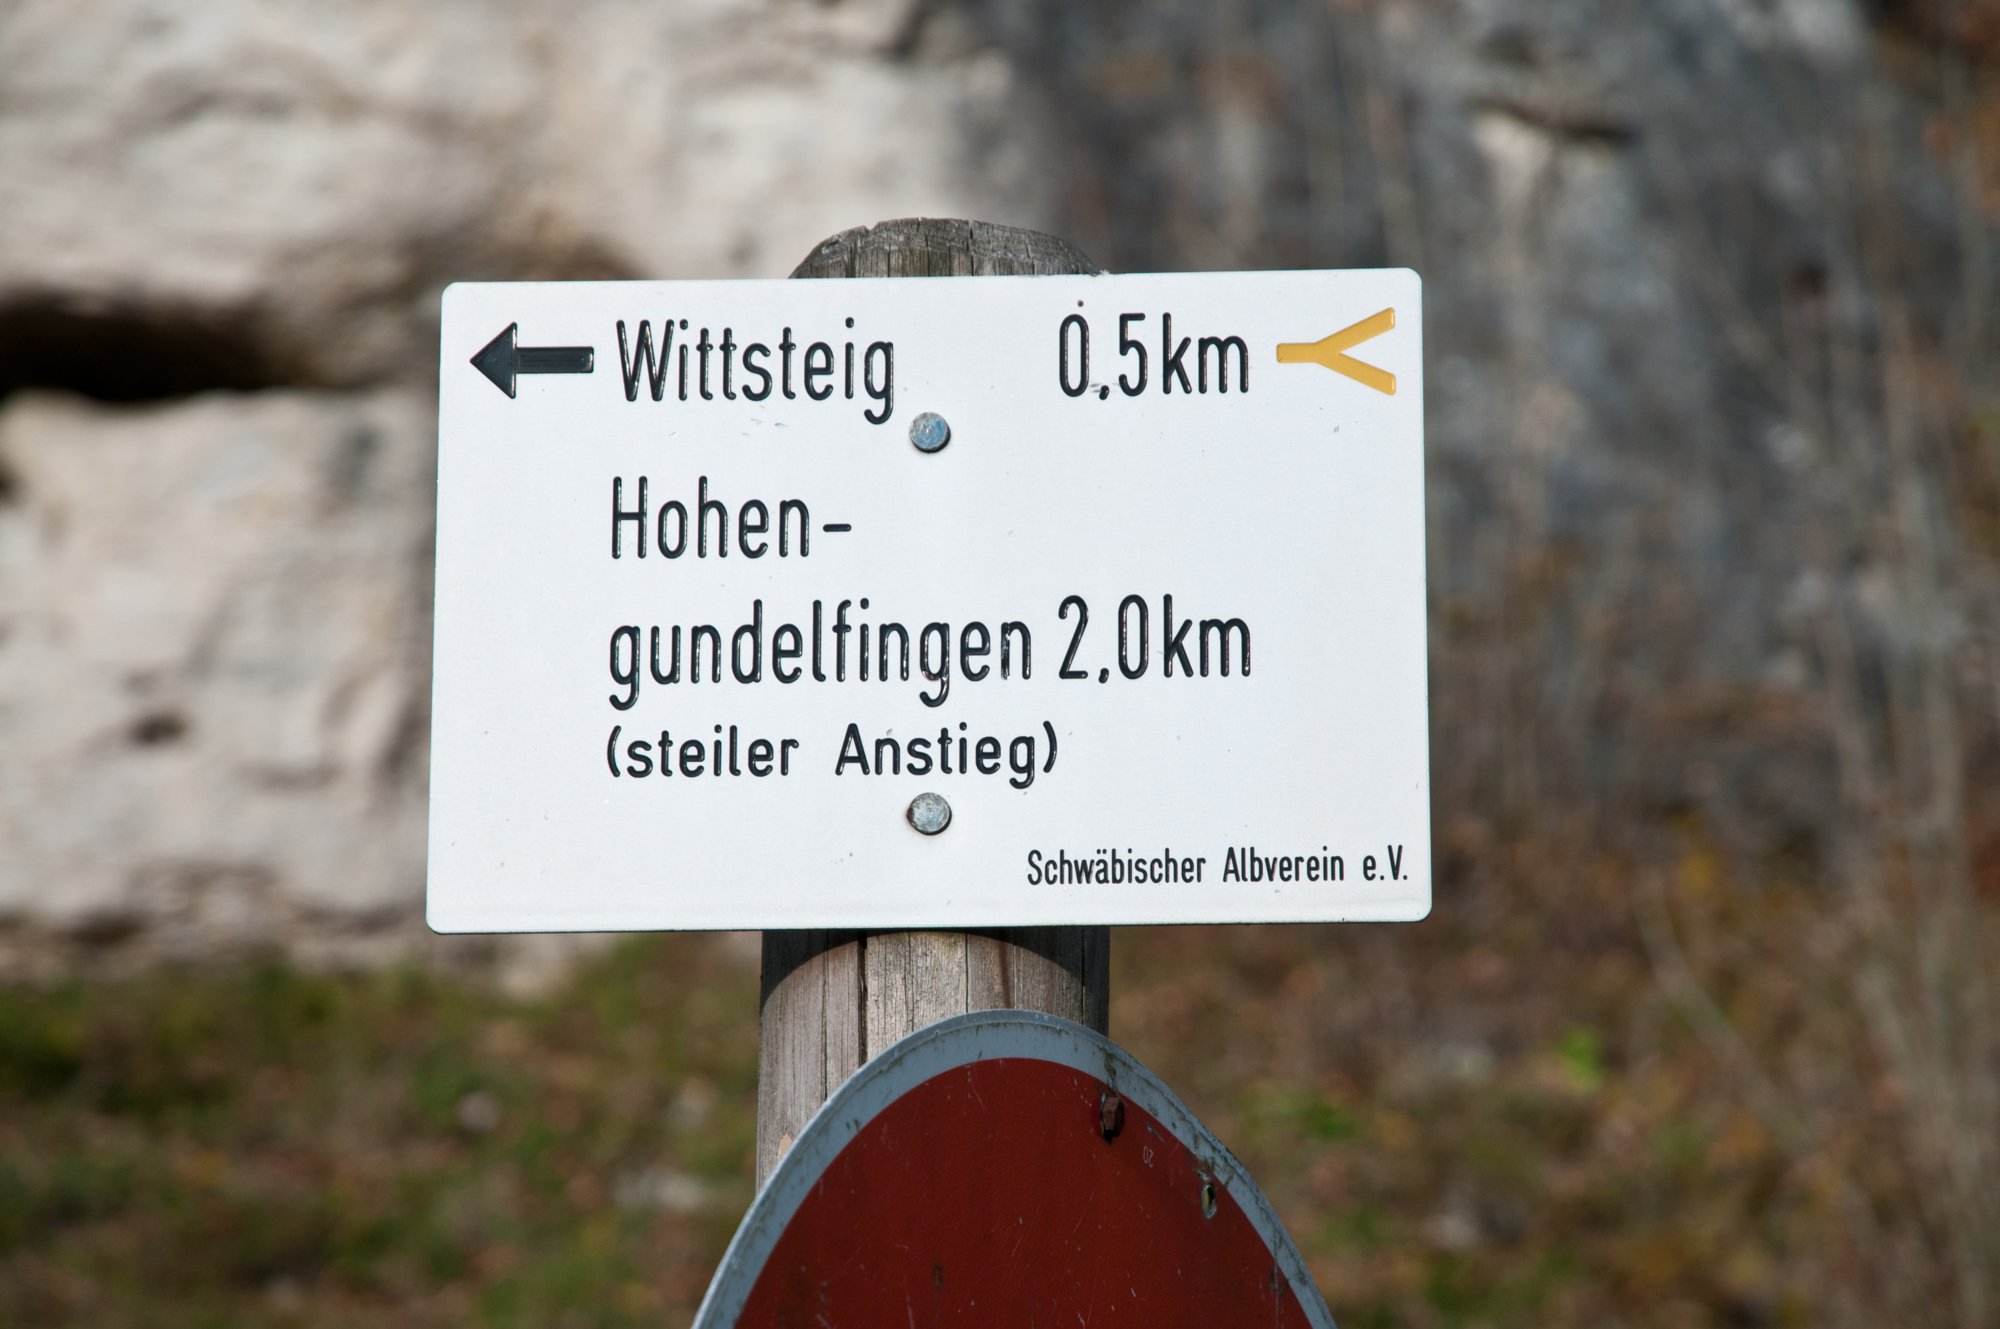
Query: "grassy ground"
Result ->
[[0, 860, 1976, 1327], [0, 939, 759, 1327]]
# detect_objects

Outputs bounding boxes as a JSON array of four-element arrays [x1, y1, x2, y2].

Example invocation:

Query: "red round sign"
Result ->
[[695, 1011, 1334, 1328]]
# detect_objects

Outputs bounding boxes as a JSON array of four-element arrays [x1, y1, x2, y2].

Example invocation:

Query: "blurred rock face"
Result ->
[[1, 0, 1990, 966], [0, 392, 433, 941], [0, 0, 1041, 965], [975, 0, 1994, 860], [0, 0, 1035, 390]]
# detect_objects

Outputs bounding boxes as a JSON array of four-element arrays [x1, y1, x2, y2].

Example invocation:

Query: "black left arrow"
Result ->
[[470, 323, 595, 398]]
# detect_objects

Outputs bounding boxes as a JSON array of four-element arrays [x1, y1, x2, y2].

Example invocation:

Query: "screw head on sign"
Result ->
[[906, 792, 952, 835], [909, 412, 951, 453]]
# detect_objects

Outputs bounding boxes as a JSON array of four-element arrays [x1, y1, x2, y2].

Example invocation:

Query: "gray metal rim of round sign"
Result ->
[[690, 1008, 1338, 1329]]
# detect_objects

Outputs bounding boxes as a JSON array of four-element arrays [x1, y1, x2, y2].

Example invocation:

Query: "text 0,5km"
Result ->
[[1057, 312, 1252, 400]]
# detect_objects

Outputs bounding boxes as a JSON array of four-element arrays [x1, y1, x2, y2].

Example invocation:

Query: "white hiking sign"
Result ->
[[428, 270, 1429, 931]]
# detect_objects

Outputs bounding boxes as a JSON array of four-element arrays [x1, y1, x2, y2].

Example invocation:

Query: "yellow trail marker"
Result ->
[[1276, 308, 1398, 395]]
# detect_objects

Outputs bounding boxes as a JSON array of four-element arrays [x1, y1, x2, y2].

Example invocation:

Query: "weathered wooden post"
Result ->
[[755, 219, 1110, 1187]]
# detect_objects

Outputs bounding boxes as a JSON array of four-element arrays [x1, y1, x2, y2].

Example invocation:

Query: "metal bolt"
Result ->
[[909, 412, 951, 453], [1099, 1090, 1125, 1141], [907, 792, 952, 835]]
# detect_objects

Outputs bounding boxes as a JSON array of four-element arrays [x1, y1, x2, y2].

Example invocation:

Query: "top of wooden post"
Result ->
[[789, 218, 1098, 280]]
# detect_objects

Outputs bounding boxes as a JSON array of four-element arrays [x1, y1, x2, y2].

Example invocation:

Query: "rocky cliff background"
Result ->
[[5, 0, 1993, 965], [2, 1, 1997, 1321], [0, 0, 1057, 966]]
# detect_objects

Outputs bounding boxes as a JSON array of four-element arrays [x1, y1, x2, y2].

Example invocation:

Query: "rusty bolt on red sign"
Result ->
[[1100, 1088, 1126, 1141]]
